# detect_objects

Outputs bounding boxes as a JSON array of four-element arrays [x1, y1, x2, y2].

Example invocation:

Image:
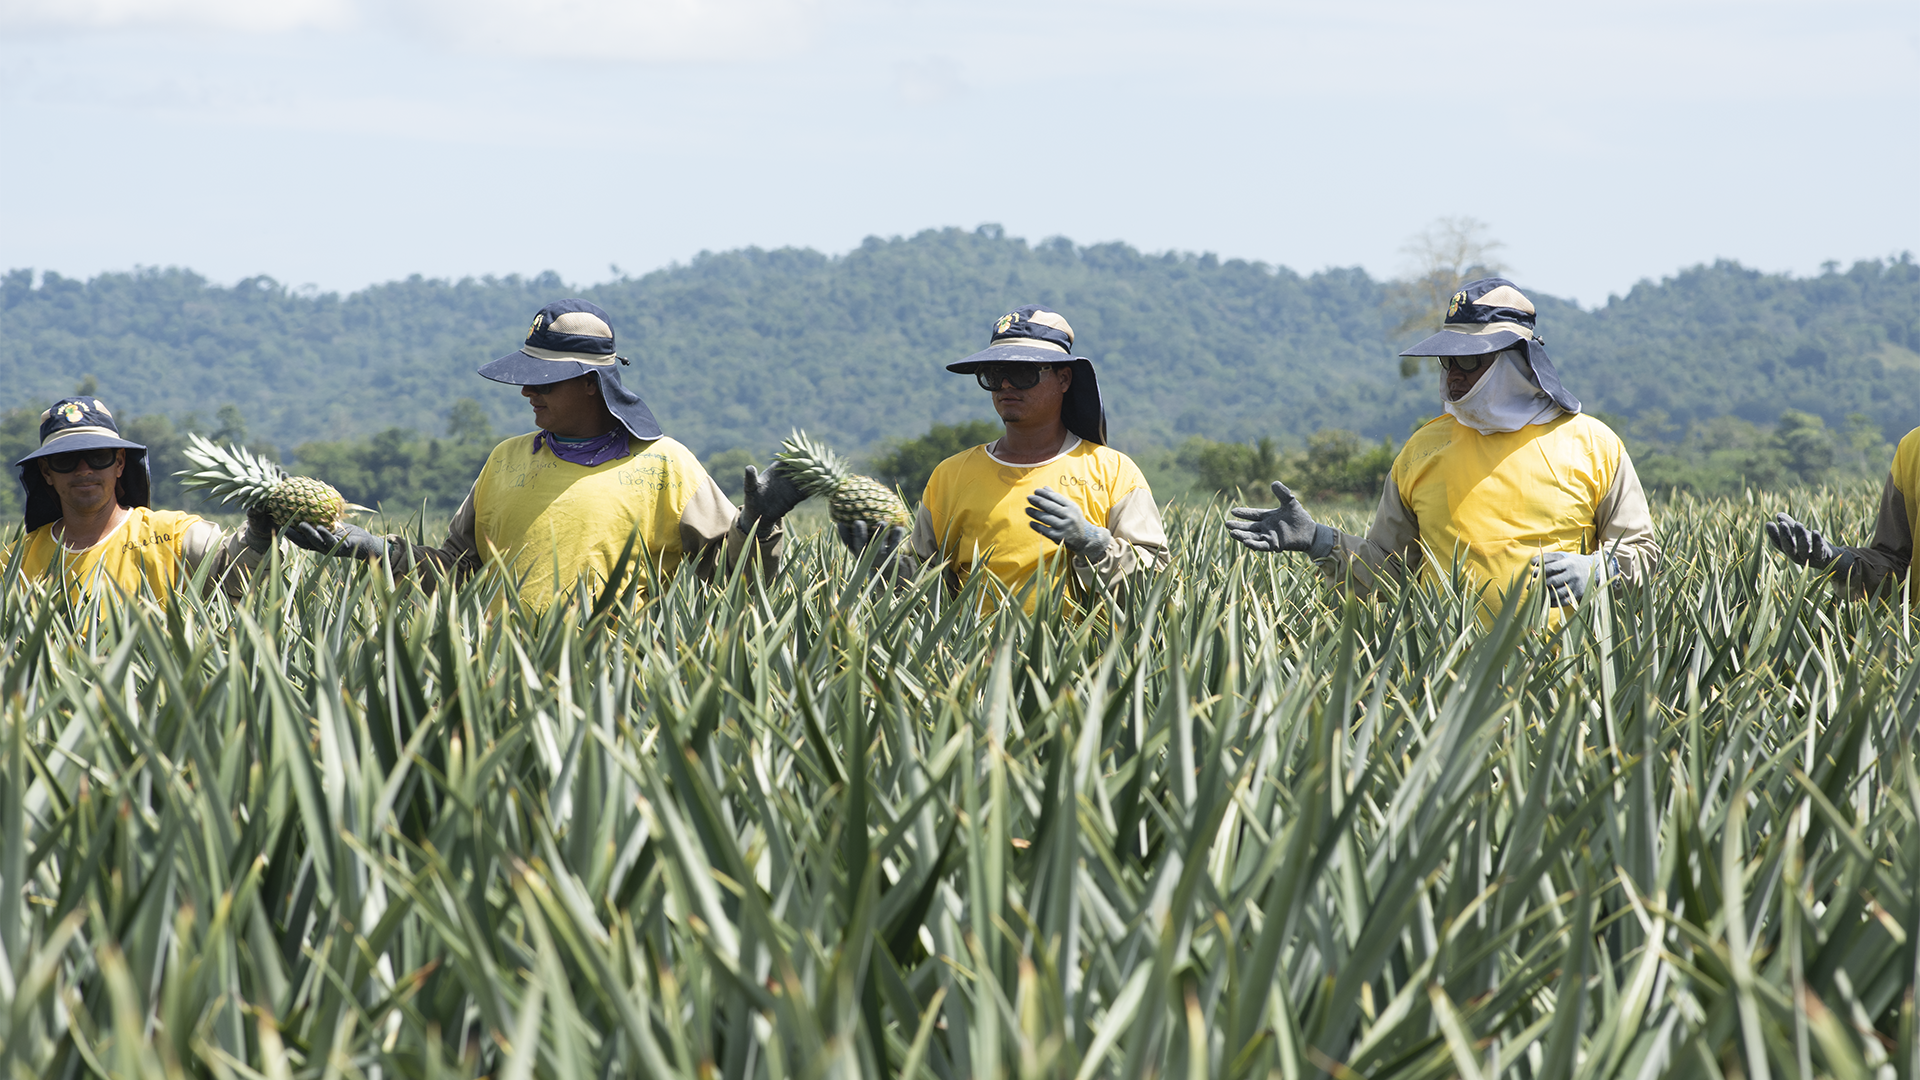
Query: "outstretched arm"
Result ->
[[1310, 479, 1423, 594], [681, 467, 785, 581], [1772, 473, 1913, 600], [1221, 478, 1416, 594], [178, 510, 275, 598], [1846, 475, 1914, 597]]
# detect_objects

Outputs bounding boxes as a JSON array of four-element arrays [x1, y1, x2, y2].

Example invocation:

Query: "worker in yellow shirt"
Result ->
[[1226, 278, 1659, 608], [288, 299, 803, 600], [843, 305, 1168, 602], [1767, 426, 1917, 598], [11, 396, 270, 600]]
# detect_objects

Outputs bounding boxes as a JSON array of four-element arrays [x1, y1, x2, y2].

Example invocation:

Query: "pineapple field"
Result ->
[[0, 485, 1916, 1080]]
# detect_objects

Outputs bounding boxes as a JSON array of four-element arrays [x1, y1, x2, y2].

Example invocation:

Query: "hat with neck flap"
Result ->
[[14, 397, 152, 532], [477, 298, 663, 441], [1398, 278, 1581, 414], [947, 305, 1108, 445]]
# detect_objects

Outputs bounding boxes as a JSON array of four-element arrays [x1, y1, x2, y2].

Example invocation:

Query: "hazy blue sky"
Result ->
[[2, 0, 1915, 307]]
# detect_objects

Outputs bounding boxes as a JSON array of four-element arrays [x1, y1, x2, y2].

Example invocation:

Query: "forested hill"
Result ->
[[2, 228, 1916, 464]]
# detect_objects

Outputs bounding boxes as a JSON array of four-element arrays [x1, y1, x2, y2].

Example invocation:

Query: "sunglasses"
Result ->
[[974, 364, 1054, 391], [1438, 355, 1490, 373], [43, 448, 120, 473]]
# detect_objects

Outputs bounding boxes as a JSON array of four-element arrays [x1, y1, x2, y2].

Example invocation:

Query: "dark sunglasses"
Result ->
[[1438, 355, 1489, 373], [43, 448, 120, 473], [974, 364, 1054, 391]]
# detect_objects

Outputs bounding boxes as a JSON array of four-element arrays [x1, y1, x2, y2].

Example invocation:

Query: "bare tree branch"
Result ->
[[1386, 217, 1508, 377]]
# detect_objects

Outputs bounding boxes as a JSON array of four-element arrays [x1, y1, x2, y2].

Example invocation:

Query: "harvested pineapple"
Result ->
[[177, 434, 354, 527], [774, 430, 911, 529]]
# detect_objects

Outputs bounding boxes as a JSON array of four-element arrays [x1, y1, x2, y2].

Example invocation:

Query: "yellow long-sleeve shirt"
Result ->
[[11, 507, 261, 601], [385, 433, 777, 604], [907, 435, 1168, 603], [1315, 413, 1660, 604]]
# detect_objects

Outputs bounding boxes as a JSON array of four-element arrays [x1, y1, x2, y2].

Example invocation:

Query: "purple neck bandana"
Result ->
[[534, 429, 630, 467]]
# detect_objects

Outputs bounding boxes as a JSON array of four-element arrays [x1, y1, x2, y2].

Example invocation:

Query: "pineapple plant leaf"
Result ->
[[774, 429, 911, 529], [176, 433, 362, 526]]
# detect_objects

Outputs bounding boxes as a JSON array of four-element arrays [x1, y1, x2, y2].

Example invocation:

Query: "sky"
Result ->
[[1, 0, 1916, 308]]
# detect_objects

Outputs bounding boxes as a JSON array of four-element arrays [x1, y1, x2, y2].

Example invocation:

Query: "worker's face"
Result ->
[[983, 364, 1072, 425], [522, 375, 611, 437], [39, 448, 124, 517], [1442, 351, 1501, 401]]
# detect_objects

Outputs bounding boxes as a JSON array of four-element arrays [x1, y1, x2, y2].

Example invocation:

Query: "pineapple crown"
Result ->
[[773, 430, 854, 497]]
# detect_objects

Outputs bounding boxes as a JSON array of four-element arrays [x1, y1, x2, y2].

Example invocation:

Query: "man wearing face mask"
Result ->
[[1226, 278, 1659, 607]]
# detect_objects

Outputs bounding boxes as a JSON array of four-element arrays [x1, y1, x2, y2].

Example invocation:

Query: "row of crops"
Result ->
[[0, 488, 1915, 1079]]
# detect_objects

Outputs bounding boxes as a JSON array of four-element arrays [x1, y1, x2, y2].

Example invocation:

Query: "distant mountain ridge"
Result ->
[[3, 228, 1915, 461]]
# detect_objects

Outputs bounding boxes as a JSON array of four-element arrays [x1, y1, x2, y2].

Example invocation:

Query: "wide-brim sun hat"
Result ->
[[948, 305, 1108, 445], [1398, 278, 1581, 414], [478, 298, 663, 441], [14, 396, 153, 531]]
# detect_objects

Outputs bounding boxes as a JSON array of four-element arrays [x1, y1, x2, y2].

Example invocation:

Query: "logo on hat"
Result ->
[[57, 402, 84, 425], [528, 314, 547, 337], [994, 313, 1018, 335], [1448, 291, 1467, 318]]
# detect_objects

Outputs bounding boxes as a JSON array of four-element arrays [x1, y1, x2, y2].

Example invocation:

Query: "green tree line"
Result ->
[[3, 231, 1915, 471]]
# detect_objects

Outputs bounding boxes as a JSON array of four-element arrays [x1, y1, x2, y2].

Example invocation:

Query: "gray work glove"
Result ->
[[284, 521, 387, 560], [1765, 512, 1840, 569], [836, 520, 906, 566], [243, 508, 277, 554], [1226, 481, 1337, 557], [1026, 487, 1111, 561], [1532, 551, 1614, 607], [740, 464, 806, 539]]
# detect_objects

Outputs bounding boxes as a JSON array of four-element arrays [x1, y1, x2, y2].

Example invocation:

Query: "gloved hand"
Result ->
[[1026, 487, 1111, 561], [1765, 512, 1839, 569], [1532, 551, 1613, 607], [1226, 481, 1334, 556], [740, 464, 806, 539], [284, 521, 387, 560], [243, 508, 277, 554], [837, 520, 906, 566]]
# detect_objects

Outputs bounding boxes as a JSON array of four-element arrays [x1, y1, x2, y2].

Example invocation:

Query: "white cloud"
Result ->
[[0, 0, 350, 32], [0, 0, 828, 59], [386, 0, 824, 61]]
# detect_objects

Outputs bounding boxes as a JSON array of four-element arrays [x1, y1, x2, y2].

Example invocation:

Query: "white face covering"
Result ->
[[1442, 350, 1564, 435]]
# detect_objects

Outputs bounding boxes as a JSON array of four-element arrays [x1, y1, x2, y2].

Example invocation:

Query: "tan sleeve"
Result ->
[[178, 519, 266, 599], [677, 469, 781, 582], [908, 502, 938, 566], [383, 484, 483, 589], [1070, 487, 1169, 596], [1313, 477, 1422, 594], [1838, 474, 1912, 599], [1593, 449, 1661, 586]]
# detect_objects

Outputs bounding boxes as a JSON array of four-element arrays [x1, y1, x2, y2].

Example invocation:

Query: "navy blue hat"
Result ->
[[14, 397, 152, 531], [948, 305, 1108, 445], [477, 299, 663, 441], [1399, 278, 1581, 414]]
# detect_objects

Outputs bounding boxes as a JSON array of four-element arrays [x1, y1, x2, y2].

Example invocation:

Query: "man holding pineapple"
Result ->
[[1766, 425, 1917, 598], [840, 305, 1168, 601], [1226, 278, 1659, 608], [10, 396, 272, 599], [287, 299, 803, 597]]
